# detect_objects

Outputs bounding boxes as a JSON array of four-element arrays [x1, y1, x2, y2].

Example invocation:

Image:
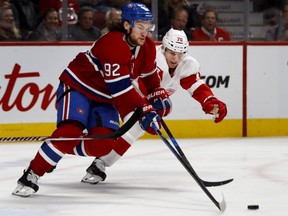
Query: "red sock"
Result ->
[[30, 121, 83, 176], [112, 137, 131, 156], [83, 127, 115, 157]]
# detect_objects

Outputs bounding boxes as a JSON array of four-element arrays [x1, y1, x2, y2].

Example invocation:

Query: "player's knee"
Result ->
[[89, 126, 114, 136], [52, 120, 84, 138], [50, 120, 84, 151], [84, 127, 115, 157]]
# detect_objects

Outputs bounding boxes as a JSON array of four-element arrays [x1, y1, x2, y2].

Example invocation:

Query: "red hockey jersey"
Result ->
[[59, 31, 160, 118]]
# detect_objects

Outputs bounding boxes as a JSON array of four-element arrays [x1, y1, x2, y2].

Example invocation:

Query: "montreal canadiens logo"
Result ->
[[77, 108, 84, 115]]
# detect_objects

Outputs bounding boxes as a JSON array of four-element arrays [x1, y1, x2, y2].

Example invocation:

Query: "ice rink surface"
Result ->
[[0, 136, 288, 216]]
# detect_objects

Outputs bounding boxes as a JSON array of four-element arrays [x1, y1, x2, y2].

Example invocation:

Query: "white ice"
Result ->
[[0, 137, 288, 216]]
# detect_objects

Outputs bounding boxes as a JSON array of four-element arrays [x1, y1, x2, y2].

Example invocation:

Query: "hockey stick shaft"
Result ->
[[0, 107, 142, 143], [160, 119, 233, 187], [151, 123, 226, 212]]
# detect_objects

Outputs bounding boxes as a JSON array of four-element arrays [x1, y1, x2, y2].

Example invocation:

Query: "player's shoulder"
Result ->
[[177, 54, 201, 74], [142, 36, 156, 53], [145, 36, 156, 46], [91, 31, 130, 59], [183, 54, 200, 66], [97, 31, 125, 45]]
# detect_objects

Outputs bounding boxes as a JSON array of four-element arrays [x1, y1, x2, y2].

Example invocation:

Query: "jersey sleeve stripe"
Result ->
[[111, 85, 134, 97], [106, 75, 133, 96], [105, 74, 130, 83], [138, 67, 157, 78], [64, 68, 112, 99], [85, 50, 102, 71], [187, 79, 205, 95]]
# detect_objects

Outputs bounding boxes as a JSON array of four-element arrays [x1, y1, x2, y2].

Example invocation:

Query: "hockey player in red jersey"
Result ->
[[12, 2, 172, 197], [80, 28, 227, 185]]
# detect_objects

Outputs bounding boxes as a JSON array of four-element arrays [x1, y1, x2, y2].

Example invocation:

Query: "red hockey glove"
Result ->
[[139, 104, 161, 135], [202, 97, 227, 123], [146, 87, 172, 117]]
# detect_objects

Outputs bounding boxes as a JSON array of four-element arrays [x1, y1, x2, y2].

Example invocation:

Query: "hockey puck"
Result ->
[[247, 205, 259, 210]]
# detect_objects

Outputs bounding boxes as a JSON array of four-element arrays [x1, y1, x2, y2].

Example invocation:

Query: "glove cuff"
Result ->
[[203, 95, 216, 104]]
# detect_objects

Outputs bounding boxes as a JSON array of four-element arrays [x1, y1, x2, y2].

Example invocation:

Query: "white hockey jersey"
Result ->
[[156, 46, 212, 101], [134, 46, 214, 105]]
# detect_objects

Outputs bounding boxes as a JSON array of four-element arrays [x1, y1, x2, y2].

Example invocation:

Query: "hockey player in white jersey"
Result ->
[[80, 28, 227, 185], [156, 28, 227, 119]]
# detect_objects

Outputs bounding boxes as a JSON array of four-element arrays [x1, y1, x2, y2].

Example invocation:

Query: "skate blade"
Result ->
[[81, 173, 103, 185], [12, 184, 35, 197]]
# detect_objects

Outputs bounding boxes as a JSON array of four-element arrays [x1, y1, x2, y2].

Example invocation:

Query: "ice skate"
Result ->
[[81, 158, 106, 184], [12, 168, 39, 197]]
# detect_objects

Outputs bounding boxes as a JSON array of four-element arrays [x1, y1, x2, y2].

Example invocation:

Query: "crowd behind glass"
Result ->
[[0, 0, 287, 42]]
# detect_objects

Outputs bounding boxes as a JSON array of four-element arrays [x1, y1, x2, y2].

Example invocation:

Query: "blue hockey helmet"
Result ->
[[121, 2, 153, 26]]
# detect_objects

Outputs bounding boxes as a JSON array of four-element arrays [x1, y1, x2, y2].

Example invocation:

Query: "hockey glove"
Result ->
[[139, 104, 161, 135], [202, 97, 227, 123], [146, 87, 172, 117]]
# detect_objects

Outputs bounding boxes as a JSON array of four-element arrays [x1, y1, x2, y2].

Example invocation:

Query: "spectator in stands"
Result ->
[[0, 0, 18, 27], [30, 8, 62, 41], [101, 7, 121, 35], [39, 0, 80, 26], [0, 5, 21, 40], [68, 6, 101, 41], [265, 1, 288, 41], [11, 0, 40, 40], [192, 8, 231, 41], [158, 7, 192, 41], [158, 0, 199, 33], [263, 7, 281, 27]]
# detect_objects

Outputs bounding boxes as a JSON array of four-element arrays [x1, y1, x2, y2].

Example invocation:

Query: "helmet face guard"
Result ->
[[121, 2, 154, 28], [162, 28, 189, 53]]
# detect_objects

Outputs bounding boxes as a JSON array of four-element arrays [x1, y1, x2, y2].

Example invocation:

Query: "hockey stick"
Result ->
[[151, 123, 226, 212], [0, 107, 142, 143], [160, 119, 233, 187]]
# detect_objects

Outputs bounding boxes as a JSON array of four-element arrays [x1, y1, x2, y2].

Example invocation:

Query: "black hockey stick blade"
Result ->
[[160, 119, 233, 187], [151, 123, 226, 212], [0, 107, 142, 143], [201, 178, 233, 187]]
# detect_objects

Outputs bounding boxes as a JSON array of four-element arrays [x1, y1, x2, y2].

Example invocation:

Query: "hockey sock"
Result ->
[[80, 127, 115, 157], [100, 122, 145, 166], [29, 121, 83, 176]]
